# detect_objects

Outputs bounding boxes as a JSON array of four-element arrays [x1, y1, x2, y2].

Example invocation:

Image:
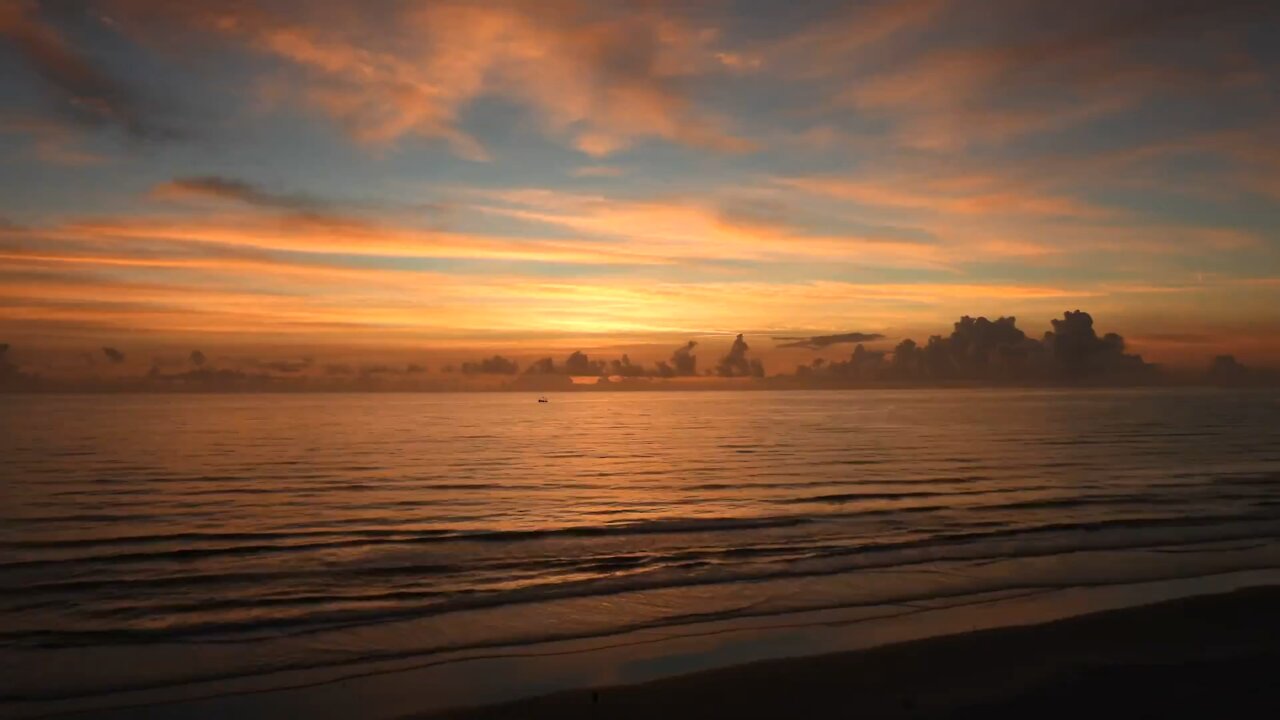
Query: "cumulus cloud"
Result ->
[[608, 354, 646, 377], [791, 310, 1156, 385], [508, 346, 705, 379], [564, 350, 606, 376], [798, 343, 887, 380], [716, 334, 765, 378], [774, 331, 886, 349], [525, 357, 557, 375], [461, 355, 519, 374], [101, 346, 125, 364], [520, 351, 612, 377], [1043, 310, 1151, 380], [655, 340, 698, 378], [1206, 355, 1278, 386], [879, 315, 1045, 381]]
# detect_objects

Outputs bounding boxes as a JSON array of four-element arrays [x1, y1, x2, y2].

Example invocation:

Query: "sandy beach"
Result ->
[[431, 586, 1280, 719]]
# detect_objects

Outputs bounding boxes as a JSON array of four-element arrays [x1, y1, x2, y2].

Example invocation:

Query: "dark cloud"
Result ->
[[790, 311, 1156, 385], [152, 176, 321, 212], [0, 343, 12, 381], [564, 350, 606, 376], [462, 355, 519, 374], [406, 363, 427, 374], [0, 2, 168, 138], [655, 341, 698, 378], [323, 363, 353, 376], [1043, 310, 1151, 380], [358, 364, 395, 376], [522, 351, 608, 377], [608, 354, 646, 377], [1016, 0, 1274, 61], [1, 343, 42, 390], [774, 332, 886, 349], [525, 357, 557, 375], [1208, 355, 1248, 385], [101, 346, 124, 364], [1206, 355, 1277, 386], [798, 343, 886, 380], [466, 344, 701, 381], [239, 357, 312, 374], [716, 334, 765, 378], [189, 349, 206, 367], [879, 315, 1043, 381]]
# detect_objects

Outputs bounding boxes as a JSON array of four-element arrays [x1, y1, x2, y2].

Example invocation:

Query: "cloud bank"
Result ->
[[795, 311, 1157, 384]]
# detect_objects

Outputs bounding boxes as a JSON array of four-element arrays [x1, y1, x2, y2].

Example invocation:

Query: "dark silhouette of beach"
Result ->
[[428, 586, 1280, 719]]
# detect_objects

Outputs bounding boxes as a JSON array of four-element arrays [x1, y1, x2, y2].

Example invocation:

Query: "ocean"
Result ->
[[4, 388, 1280, 717]]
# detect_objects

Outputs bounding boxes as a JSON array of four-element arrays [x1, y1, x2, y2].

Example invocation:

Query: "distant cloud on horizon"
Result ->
[[774, 332, 887, 349]]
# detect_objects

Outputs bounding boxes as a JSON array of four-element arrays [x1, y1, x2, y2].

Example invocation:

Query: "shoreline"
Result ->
[[13, 572, 1280, 719], [428, 585, 1280, 719]]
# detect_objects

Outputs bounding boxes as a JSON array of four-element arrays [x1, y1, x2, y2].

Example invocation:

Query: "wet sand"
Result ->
[[429, 586, 1280, 719]]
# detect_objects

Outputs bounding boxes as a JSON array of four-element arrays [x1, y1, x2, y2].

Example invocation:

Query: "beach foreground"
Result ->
[[5, 392, 1280, 718], [431, 586, 1280, 719]]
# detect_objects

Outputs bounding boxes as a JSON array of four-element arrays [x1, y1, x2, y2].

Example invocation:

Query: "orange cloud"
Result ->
[[0, 237, 1145, 347], [148, 176, 314, 209], [776, 175, 1112, 220], [470, 189, 950, 268], [108, 0, 753, 158], [827, 1, 1265, 150], [14, 214, 676, 266]]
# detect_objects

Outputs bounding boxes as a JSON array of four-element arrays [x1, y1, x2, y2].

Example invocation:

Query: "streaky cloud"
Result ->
[[774, 332, 886, 349], [0, 1, 171, 139], [151, 176, 322, 212]]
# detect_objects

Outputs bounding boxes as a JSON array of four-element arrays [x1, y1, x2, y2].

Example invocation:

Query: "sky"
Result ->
[[2, 0, 1279, 384]]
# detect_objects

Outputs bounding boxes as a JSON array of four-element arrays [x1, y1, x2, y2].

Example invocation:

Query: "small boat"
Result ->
[[537, 396, 549, 403]]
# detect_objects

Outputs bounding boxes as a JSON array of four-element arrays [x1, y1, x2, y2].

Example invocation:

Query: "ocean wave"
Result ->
[[7, 512, 1280, 649]]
